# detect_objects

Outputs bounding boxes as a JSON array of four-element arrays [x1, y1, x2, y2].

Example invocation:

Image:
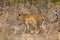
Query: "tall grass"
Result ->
[[4, 0, 41, 4]]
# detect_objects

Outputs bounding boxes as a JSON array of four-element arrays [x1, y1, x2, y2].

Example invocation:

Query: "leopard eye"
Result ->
[[19, 14, 20, 16]]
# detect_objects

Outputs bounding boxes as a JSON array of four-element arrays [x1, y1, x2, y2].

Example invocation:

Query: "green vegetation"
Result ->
[[27, 0, 40, 4], [51, 0, 60, 5], [3, 35, 8, 40], [3, 36, 8, 40]]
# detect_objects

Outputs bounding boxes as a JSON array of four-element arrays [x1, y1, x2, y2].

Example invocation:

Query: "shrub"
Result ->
[[51, 0, 60, 5]]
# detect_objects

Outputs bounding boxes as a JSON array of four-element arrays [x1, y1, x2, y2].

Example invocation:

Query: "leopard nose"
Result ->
[[42, 18, 44, 21]]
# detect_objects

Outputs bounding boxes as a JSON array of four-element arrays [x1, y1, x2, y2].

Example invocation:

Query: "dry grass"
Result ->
[[0, 0, 60, 40]]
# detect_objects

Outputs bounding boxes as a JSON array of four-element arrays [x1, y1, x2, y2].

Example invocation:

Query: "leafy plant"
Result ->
[[27, 0, 41, 4], [3, 35, 8, 40], [51, 0, 60, 5]]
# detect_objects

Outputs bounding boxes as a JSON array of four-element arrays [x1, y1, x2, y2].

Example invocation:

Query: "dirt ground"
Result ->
[[0, 0, 60, 40]]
